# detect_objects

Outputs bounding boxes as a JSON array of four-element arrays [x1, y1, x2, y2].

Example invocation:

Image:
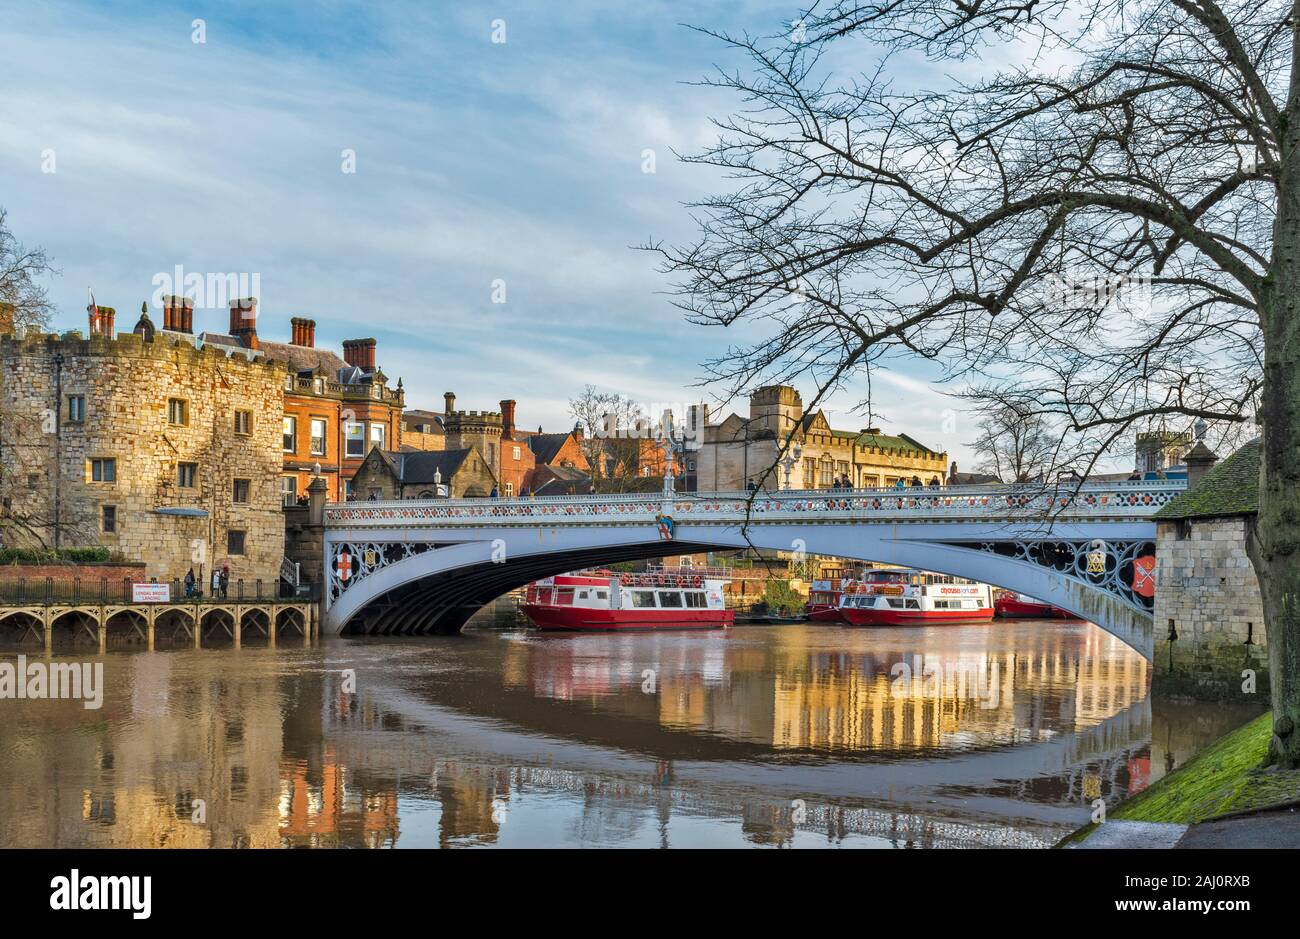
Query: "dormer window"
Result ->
[[314, 378, 324, 394]]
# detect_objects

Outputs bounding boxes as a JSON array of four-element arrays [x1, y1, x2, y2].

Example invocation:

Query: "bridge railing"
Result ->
[[324, 480, 1186, 528], [0, 577, 320, 607]]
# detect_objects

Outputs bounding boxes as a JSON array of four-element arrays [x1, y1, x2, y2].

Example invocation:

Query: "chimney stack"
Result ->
[[291, 317, 316, 348], [163, 295, 193, 333], [342, 338, 376, 373], [229, 297, 259, 349], [444, 391, 456, 416], [1185, 442, 1220, 488], [500, 399, 516, 439], [88, 304, 116, 338]]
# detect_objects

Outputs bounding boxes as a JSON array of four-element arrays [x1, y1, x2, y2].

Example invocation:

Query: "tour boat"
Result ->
[[521, 569, 734, 631], [837, 568, 994, 626], [805, 578, 847, 622], [993, 590, 1080, 619]]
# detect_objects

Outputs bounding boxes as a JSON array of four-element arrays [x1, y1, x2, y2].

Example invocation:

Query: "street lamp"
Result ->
[[780, 440, 803, 490]]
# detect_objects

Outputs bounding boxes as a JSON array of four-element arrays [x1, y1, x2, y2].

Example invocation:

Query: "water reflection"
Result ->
[[0, 622, 1260, 848]]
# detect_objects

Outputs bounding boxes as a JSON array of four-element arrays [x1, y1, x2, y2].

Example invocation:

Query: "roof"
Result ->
[[394, 449, 473, 485], [527, 432, 575, 465], [853, 430, 939, 454], [1153, 438, 1260, 521], [951, 471, 1001, 485], [199, 333, 349, 374]]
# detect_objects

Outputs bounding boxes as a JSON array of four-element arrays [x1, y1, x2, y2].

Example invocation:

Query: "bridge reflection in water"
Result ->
[[0, 623, 1260, 849]]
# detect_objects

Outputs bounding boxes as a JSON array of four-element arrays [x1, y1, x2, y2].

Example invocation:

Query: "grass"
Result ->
[[1060, 712, 1300, 846]]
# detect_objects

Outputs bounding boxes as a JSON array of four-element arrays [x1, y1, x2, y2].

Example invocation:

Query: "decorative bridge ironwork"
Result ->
[[320, 481, 1185, 659]]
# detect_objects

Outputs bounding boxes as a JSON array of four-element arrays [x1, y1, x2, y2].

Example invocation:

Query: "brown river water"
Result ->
[[0, 621, 1261, 848]]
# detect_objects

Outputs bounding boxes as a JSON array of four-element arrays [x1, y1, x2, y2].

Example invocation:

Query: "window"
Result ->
[[280, 476, 297, 507], [177, 462, 198, 488], [512, 446, 521, 460], [284, 374, 294, 391], [803, 458, 817, 488], [555, 588, 575, 606], [227, 530, 246, 555], [167, 398, 189, 426], [232, 478, 251, 504], [659, 591, 683, 608], [314, 378, 324, 395], [642, 466, 652, 476], [369, 423, 386, 451], [685, 591, 707, 608], [67, 395, 85, 423], [283, 416, 297, 453], [595, 590, 608, 600], [345, 479, 356, 500], [819, 457, 834, 487], [90, 458, 116, 483], [310, 418, 327, 456], [101, 505, 116, 533], [234, 410, 253, 435], [631, 591, 657, 608], [504, 482, 514, 496], [345, 421, 365, 457]]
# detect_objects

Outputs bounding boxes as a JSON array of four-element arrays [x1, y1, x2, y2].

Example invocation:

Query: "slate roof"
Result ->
[[527, 432, 575, 465], [1153, 438, 1260, 520], [391, 449, 473, 485], [199, 332, 351, 375]]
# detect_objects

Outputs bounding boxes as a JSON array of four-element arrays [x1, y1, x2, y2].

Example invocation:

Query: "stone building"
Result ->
[[350, 447, 497, 500], [400, 409, 447, 452], [191, 299, 405, 504], [693, 385, 949, 491], [1135, 429, 1192, 475], [0, 307, 286, 585], [1151, 439, 1266, 698]]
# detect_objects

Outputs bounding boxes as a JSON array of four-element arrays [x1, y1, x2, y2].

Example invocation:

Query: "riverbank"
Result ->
[[1063, 711, 1300, 847]]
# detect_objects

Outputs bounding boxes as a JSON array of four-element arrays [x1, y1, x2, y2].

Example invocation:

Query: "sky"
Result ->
[[0, 0, 984, 468]]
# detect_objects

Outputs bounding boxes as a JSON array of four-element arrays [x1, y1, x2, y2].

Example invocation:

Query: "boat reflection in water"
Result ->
[[0, 622, 1261, 848]]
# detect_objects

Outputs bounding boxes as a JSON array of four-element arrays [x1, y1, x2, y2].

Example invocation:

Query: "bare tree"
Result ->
[[568, 385, 659, 488], [969, 401, 1062, 483], [653, 2, 1300, 762], [0, 208, 55, 330]]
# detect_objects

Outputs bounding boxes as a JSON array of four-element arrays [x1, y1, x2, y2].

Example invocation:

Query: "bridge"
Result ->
[[320, 480, 1184, 660]]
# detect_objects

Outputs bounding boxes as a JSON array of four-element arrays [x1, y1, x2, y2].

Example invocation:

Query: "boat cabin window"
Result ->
[[685, 592, 707, 608], [659, 591, 683, 608], [537, 588, 553, 604], [905, 599, 920, 609], [631, 591, 657, 608], [596, 590, 608, 600], [886, 598, 905, 609], [577, 590, 589, 600], [555, 588, 575, 606]]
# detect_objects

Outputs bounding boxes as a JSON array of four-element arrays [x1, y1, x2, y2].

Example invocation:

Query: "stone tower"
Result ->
[[748, 385, 804, 438]]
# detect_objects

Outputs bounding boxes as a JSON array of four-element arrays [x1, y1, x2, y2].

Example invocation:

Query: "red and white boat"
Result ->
[[521, 569, 734, 632], [837, 569, 994, 626], [805, 578, 847, 622], [993, 590, 1080, 619]]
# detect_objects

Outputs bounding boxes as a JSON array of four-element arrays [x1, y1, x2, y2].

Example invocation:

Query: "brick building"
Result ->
[[0, 304, 286, 585], [187, 298, 405, 504]]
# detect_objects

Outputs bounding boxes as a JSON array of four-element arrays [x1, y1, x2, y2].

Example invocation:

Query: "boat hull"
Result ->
[[521, 604, 733, 632], [840, 607, 994, 627], [994, 596, 1079, 619], [805, 604, 845, 623]]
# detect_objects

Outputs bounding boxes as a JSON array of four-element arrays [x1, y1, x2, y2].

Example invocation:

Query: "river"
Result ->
[[0, 621, 1260, 848]]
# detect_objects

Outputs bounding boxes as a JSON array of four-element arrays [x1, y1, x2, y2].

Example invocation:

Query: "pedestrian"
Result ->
[[927, 476, 940, 488], [220, 564, 230, 599], [894, 478, 905, 490], [910, 475, 923, 487], [490, 485, 499, 498], [211, 568, 221, 598], [184, 567, 195, 599]]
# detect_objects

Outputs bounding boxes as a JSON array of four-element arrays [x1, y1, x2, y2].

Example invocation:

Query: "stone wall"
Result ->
[[1152, 516, 1268, 699], [0, 331, 286, 585]]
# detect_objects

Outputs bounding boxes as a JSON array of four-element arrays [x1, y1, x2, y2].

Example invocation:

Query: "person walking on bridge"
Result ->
[[184, 568, 195, 599]]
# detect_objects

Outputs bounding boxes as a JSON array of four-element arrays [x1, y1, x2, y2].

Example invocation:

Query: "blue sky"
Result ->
[[0, 0, 982, 466]]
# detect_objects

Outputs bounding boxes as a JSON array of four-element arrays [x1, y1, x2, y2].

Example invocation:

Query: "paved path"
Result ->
[[1070, 821, 1188, 849], [1176, 807, 1300, 848]]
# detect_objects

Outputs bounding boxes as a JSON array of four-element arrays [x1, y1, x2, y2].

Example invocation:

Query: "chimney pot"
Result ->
[[229, 297, 259, 349], [500, 399, 516, 439], [444, 391, 456, 416], [343, 337, 375, 372]]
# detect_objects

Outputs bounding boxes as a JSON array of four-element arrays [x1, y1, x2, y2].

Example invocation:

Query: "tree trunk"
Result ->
[[1249, 181, 1300, 765]]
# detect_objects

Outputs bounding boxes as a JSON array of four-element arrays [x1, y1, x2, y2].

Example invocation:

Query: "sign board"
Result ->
[[810, 580, 833, 593], [132, 583, 170, 603]]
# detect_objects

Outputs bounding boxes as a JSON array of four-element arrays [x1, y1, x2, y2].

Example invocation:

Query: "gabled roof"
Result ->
[[854, 430, 939, 455], [527, 432, 576, 465], [1154, 439, 1260, 520], [395, 449, 474, 485]]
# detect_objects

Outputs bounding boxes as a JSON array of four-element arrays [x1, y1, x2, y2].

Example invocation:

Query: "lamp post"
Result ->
[[780, 440, 803, 490]]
